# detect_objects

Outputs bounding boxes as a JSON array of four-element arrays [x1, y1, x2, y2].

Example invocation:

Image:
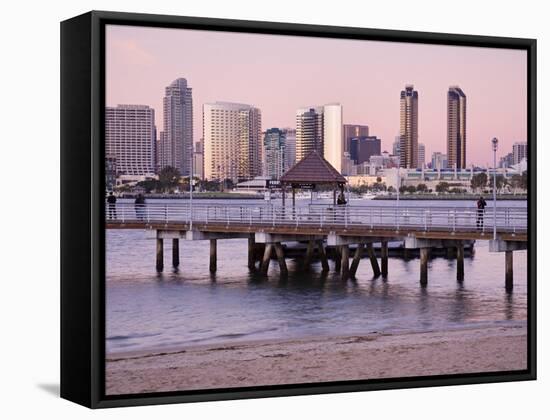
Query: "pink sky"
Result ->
[[106, 24, 527, 166]]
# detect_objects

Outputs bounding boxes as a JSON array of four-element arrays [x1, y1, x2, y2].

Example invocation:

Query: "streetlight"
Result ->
[[491, 137, 498, 240], [189, 144, 195, 230]]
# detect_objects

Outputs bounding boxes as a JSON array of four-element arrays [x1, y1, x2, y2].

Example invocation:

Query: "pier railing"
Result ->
[[105, 203, 527, 233]]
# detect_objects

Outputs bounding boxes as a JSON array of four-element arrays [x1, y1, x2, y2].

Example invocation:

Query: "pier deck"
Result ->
[[105, 203, 527, 291]]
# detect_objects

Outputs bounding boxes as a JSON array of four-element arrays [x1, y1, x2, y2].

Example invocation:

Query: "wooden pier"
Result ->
[[106, 203, 527, 292]]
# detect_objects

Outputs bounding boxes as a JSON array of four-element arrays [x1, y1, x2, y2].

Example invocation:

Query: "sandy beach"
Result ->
[[105, 324, 527, 395]]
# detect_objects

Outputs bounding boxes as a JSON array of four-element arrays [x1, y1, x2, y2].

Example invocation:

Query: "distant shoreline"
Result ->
[[121, 192, 264, 200], [374, 194, 527, 201]]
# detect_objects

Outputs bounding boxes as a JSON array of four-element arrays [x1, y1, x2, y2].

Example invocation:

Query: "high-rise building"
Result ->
[[105, 105, 156, 176], [343, 124, 369, 154], [399, 85, 419, 168], [296, 106, 324, 162], [296, 103, 343, 173], [159, 78, 193, 175], [282, 128, 296, 171], [263, 128, 286, 180], [418, 143, 426, 168], [447, 86, 467, 169], [323, 104, 344, 173], [431, 152, 448, 170], [203, 101, 262, 182], [512, 142, 528, 165], [349, 136, 381, 164], [499, 152, 514, 168], [392, 135, 401, 166]]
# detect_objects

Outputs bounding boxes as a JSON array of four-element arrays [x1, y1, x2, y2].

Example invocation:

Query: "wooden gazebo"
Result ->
[[280, 150, 347, 207]]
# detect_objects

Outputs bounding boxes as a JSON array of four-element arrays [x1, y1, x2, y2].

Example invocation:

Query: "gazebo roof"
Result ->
[[280, 150, 347, 185]]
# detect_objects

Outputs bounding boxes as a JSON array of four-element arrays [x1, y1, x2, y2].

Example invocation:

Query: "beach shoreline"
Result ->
[[106, 323, 527, 395]]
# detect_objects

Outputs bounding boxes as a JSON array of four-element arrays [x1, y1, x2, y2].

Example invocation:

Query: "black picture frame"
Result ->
[[60, 10, 537, 409]]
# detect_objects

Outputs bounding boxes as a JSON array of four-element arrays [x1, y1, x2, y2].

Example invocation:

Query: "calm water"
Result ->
[[106, 199, 528, 355]]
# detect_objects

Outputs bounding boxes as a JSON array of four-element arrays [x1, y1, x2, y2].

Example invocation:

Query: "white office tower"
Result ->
[[203, 101, 262, 182]]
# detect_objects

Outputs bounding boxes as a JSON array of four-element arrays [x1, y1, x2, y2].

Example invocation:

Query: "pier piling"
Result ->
[[209, 239, 217, 273], [341, 245, 350, 280], [420, 247, 429, 286], [303, 240, 315, 270], [261, 244, 273, 275], [317, 240, 330, 272], [366, 243, 381, 277], [505, 250, 513, 292], [172, 238, 179, 268], [274, 243, 288, 277], [381, 240, 388, 277], [247, 235, 255, 270], [334, 247, 342, 273], [349, 243, 365, 278], [456, 242, 464, 282], [156, 238, 164, 272]]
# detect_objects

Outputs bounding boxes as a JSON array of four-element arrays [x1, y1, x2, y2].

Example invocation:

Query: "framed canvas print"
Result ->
[[60, 11, 536, 408]]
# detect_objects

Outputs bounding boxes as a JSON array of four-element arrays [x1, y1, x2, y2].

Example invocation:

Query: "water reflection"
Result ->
[[106, 228, 528, 354]]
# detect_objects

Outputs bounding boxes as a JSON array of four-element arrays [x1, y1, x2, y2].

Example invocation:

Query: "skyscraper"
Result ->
[[418, 143, 426, 168], [392, 135, 401, 166], [282, 128, 296, 171], [203, 101, 262, 182], [447, 86, 467, 169], [323, 104, 344, 173], [512, 142, 528, 164], [349, 136, 381, 164], [399, 85, 419, 168], [296, 106, 324, 162], [263, 128, 286, 180], [296, 103, 343, 173], [343, 124, 369, 154], [105, 105, 156, 176], [159, 78, 193, 175]]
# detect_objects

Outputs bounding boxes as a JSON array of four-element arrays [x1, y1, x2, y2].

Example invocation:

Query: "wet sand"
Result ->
[[106, 324, 527, 395]]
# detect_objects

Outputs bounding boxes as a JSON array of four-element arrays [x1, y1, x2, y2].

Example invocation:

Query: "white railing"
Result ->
[[105, 203, 527, 233]]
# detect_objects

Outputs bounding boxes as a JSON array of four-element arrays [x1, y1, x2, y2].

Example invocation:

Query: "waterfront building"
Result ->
[[203, 101, 262, 182], [158, 78, 194, 175], [447, 86, 467, 169], [263, 128, 286, 180], [105, 104, 156, 176], [399, 85, 419, 168], [296, 103, 343, 173], [382, 166, 523, 192], [512, 142, 528, 165]]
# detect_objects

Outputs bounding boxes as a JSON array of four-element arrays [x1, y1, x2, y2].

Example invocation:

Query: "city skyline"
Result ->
[[106, 25, 527, 167]]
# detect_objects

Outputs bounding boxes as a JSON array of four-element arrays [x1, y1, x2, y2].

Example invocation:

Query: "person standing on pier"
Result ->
[[107, 191, 117, 220], [134, 193, 146, 220], [476, 196, 487, 230]]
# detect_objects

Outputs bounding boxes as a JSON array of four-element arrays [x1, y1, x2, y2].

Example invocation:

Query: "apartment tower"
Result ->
[[399, 85, 419, 168], [203, 102, 262, 182], [105, 105, 156, 176], [158, 78, 193, 175]]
